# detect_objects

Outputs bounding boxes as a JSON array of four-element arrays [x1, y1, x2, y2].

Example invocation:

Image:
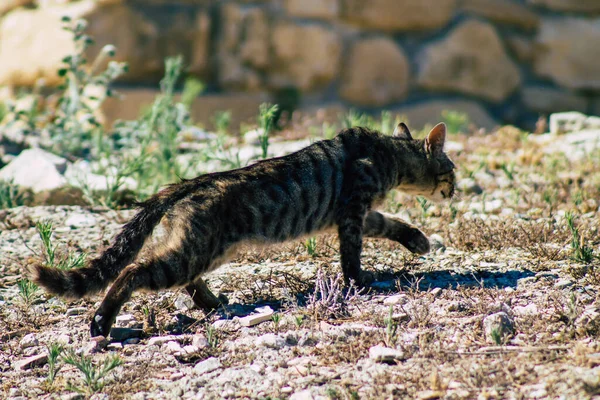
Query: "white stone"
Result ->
[[369, 345, 406, 363], [383, 294, 409, 306], [164, 341, 183, 354], [64, 213, 97, 229], [14, 353, 48, 370], [256, 333, 286, 349], [19, 333, 38, 349], [237, 308, 274, 327], [147, 335, 184, 347], [193, 357, 221, 375], [0, 148, 67, 192]]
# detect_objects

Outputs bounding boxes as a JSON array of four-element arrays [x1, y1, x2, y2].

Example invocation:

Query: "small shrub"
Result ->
[[63, 349, 123, 394]]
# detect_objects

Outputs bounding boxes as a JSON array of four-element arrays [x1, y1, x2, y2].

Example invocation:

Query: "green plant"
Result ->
[[441, 110, 470, 134], [304, 237, 318, 257], [213, 110, 232, 135], [17, 279, 40, 306], [416, 196, 431, 218], [565, 212, 594, 263], [384, 305, 398, 347], [500, 162, 516, 181], [271, 313, 281, 331], [180, 77, 205, 109], [257, 103, 279, 159], [36, 220, 86, 270], [490, 327, 503, 345], [63, 349, 123, 394], [48, 17, 127, 156], [0, 179, 29, 209], [294, 314, 304, 328], [205, 322, 218, 348], [46, 342, 64, 386]]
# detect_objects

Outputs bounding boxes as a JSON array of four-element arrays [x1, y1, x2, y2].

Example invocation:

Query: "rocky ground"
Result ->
[[2, 116, 600, 399]]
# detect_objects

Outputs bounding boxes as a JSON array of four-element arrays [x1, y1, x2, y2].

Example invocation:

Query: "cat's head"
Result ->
[[393, 122, 456, 201]]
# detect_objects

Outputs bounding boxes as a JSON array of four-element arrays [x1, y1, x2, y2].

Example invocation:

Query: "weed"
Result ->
[[205, 323, 218, 348], [180, 77, 205, 109], [565, 212, 594, 263], [442, 110, 470, 134], [63, 349, 123, 394], [304, 237, 318, 257], [0, 179, 29, 209], [46, 342, 64, 386], [490, 327, 503, 345], [17, 279, 40, 306], [294, 315, 304, 328], [271, 313, 281, 331], [36, 220, 87, 270], [416, 196, 431, 218], [384, 305, 398, 347], [213, 110, 232, 135], [257, 103, 279, 159], [307, 269, 362, 320], [500, 162, 516, 181]]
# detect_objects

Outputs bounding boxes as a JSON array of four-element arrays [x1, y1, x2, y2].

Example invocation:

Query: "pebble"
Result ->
[[513, 303, 538, 317], [83, 336, 108, 354], [19, 333, 38, 349], [14, 353, 48, 370], [165, 341, 183, 354], [483, 312, 515, 344], [107, 343, 123, 351], [66, 307, 88, 316], [194, 357, 222, 375], [148, 335, 184, 347], [192, 335, 209, 349], [429, 234, 446, 252], [368, 345, 406, 363], [383, 294, 409, 306], [123, 338, 141, 345], [555, 279, 573, 289], [174, 293, 196, 311], [237, 308, 274, 327], [430, 287, 442, 297], [256, 333, 286, 350], [115, 314, 141, 328], [64, 213, 97, 228]]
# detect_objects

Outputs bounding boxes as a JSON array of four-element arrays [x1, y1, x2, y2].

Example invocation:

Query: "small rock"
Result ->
[[147, 335, 183, 347], [192, 335, 209, 349], [182, 345, 199, 354], [417, 390, 445, 400], [514, 303, 538, 317], [256, 333, 286, 349], [107, 343, 123, 351], [369, 345, 406, 363], [555, 279, 573, 289], [290, 389, 318, 400], [430, 287, 442, 297], [174, 293, 196, 311], [115, 314, 141, 328], [237, 308, 274, 327], [483, 312, 515, 344], [66, 307, 88, 316], [108, 328, 144, 342], [194, 357, 221, 375], [56, 334, 71, 345], [64, 213, 97, 229], [164, 341, 183, 354], [14, 353, 48, 370], [429, 234, 445, 252], [457, 178, 483, 195], [83, 336, 109, 354], [19, 333, 38, 349], [123, 338, 140, 345], [281, 386, 293, 394], [383, 294, 409, 306]]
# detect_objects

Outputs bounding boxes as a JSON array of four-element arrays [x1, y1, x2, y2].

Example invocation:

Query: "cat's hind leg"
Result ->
[[363, 211, 430, 255], [90, 254, 189, 337], [185, 277, 227, 312]]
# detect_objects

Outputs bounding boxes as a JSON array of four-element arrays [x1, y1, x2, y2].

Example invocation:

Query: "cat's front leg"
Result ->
[[363, 211, 430, 255]]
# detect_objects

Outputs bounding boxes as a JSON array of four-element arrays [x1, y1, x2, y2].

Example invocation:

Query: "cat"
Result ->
[[27, 122, 455, 338]]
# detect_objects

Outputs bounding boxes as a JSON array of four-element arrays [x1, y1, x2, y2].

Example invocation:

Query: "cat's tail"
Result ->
[[26, 182, 192, 299]]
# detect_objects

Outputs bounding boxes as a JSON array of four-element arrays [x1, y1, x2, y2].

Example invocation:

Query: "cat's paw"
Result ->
[[403, 230, 431, 255], [355, 270, 375, 288], [90, 314, 110, 338]]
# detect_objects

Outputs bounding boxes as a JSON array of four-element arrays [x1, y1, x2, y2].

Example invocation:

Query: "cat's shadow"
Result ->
[[166, 268, 536, 334]]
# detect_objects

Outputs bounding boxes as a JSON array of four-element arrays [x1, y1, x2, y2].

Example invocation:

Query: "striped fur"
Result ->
[[28, 122, 455, 337]]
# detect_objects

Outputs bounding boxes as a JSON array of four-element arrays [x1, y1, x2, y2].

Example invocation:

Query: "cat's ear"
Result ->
[[393, 122, 413, 140], [425, 122, 446, 155]]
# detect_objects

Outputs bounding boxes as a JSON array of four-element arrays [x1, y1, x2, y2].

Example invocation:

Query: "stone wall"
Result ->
[[1, 0, 599, 130]]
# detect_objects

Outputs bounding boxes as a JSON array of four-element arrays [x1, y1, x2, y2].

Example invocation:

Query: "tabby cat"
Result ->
[[27, 122, 455, 337]]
